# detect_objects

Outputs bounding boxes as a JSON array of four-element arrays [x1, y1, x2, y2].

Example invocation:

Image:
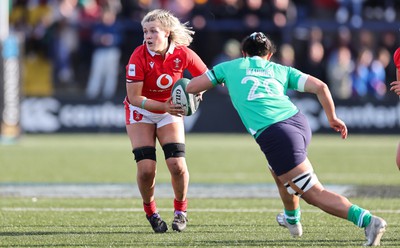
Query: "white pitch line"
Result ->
[[0, 183, 352, 198], [0, 207, 291, 213], [2, 207, 400, 214]]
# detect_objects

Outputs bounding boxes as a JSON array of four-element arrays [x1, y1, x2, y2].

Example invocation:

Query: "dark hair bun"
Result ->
[[241, 32, 276, 57], [250, 32, 267, 44]]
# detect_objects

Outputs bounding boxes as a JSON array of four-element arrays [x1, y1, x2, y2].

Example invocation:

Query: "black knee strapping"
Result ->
[[162, 143, 185, 159], [132, 146, 156, 162]]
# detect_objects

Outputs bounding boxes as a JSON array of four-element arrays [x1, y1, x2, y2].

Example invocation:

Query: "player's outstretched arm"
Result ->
[[187, 73, 214, 94], [304, 75, 348, 139]]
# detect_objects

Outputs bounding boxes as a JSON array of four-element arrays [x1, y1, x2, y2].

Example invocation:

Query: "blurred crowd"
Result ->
[[6, 0, 400, 101]]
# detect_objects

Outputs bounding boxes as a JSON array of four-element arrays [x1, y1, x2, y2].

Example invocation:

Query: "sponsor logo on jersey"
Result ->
[[128, 64, 136, 76], [149, 61, 154, 69], [156, 74, 173, 89]]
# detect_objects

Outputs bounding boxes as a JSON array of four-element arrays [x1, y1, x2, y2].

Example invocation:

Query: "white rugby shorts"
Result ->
[[124, 98, 183, 128]]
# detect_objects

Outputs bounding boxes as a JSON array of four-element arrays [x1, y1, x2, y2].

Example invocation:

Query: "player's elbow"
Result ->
[[315, 82, 329, 95], [304, 76, 329, 95]]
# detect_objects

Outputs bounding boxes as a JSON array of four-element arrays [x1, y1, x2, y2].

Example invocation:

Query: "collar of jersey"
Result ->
[[250, 56, 263, 60], [146, 42, 176, 57]]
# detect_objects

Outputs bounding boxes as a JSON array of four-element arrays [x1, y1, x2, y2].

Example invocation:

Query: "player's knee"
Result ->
[[132, 146, 156, 162], [162, 143, 185, 160], [169, 161, 188, 178], [284, 170, 319, 197], [137, 167, 156, 182]]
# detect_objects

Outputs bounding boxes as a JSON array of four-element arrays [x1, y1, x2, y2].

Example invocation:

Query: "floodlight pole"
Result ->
[[0, 0, 9, 42], [0, 0, 22, 144]]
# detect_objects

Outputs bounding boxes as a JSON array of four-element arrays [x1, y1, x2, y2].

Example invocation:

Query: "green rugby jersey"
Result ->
[[206, 56, 309, 138]]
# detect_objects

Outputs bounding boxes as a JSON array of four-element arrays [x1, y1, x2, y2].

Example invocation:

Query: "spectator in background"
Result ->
[[325, 26, 355, 100], [369, 48, 389, 99], [163, 0, 195, 21], [311, 0, 338, 20], [379, 31, 397, 54], [302, 26, 327, 83], [270, 0, 297, 43], [326, 46, 354, 100], [242, 0, 270, 28], [10, 0, 55, 96], [76, 0, 103, 85], [357, 29, 376, 50], [24, 0, 53, 55], [276, 43, 295, 67], [49, 0, 80, 88], [212, 38, 241, 94], [275, 43, 296, 96], [352, 48, 373, 98], [121, 0, 161, 20], [9, 0, 29, 34], [85, 8, 122, 100], [335, 0, 364, 27], [352, 47, 386, 100], [304, 41, 326, 82], [211, 0, 244, 19], [327, 25, 355, 56], [103, 0, 122, 14], [212, 38, 241, 66], [379, 31, 398, 83], [271, 0, 297, 28], [363, 0, 397, 22]]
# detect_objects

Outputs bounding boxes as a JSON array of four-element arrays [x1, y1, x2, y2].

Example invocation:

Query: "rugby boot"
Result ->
[[364, 216, 387, 246], [276, 213, 303, 237], [146, 213, 168, 233], [172, 212, 188, 232]]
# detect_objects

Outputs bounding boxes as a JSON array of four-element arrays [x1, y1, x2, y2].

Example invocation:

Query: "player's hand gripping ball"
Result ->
[[171, 78, 200, 116]]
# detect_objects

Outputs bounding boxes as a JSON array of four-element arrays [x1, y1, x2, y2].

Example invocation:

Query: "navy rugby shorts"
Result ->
[[255, 111, 312, 176]]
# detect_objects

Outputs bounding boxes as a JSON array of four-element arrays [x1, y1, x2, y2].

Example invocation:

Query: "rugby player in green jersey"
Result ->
[[187, 32, 387, 246]]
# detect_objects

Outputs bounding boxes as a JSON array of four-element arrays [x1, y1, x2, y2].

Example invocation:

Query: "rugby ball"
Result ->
[[171, 78, 200, 116]]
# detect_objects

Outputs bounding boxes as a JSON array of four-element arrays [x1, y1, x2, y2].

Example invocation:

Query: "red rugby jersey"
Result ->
[[126, 43, 207, 103], [394, 47, 400, 69]]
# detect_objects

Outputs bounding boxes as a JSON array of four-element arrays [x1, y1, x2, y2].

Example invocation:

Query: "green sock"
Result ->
[[347, 205, 372, 228], [284, 207, 301, 225]]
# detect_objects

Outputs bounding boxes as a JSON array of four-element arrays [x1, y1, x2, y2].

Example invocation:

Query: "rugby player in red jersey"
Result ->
[[390, 47, 400, 96], [390, 47, 400, 169], [124, 9, 207, 233]]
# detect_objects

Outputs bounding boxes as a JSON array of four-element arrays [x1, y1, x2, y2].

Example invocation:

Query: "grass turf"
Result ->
[[0, 134, 399, 185], [1, 134, 399, 247], [1, 198, 399, 247]]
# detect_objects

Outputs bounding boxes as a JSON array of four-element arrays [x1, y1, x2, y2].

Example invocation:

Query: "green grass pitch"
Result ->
[[0, 134, 399, 247]]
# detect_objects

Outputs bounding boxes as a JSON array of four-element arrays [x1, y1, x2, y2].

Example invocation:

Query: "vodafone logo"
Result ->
[[156, 74, 173, 89]]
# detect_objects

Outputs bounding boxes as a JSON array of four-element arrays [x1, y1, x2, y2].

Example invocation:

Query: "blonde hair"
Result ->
[[141, 9, 194, 47]]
